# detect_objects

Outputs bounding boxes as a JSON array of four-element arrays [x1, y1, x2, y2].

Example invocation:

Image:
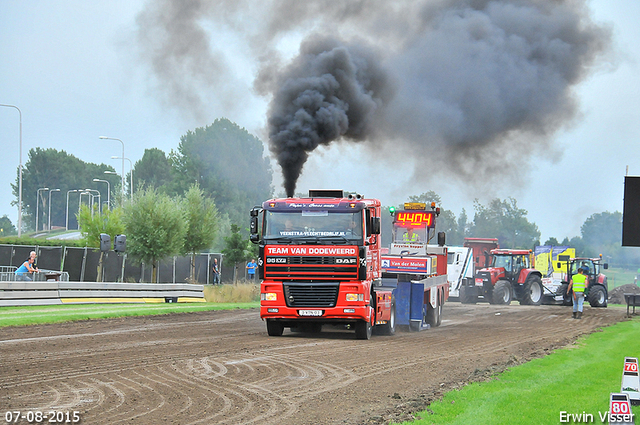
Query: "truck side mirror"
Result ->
[[438, 232, 446, 246], [603, 263, 608, 269], [100, 233, 111, 252], [370, 217, 381, 235], [250, 216, 258, 234]]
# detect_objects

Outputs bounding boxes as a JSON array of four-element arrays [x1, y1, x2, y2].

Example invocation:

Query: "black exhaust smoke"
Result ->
[[261, 0, 610, 195], [266, 36, 390, 197], [135, 0, 612, 195]]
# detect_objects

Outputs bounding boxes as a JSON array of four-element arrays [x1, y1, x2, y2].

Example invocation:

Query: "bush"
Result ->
[[0, 236, 86, 247]]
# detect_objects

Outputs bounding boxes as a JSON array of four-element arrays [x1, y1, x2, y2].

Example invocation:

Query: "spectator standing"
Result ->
[[246, 259, 257, 280], [212, 258, 220, 285]]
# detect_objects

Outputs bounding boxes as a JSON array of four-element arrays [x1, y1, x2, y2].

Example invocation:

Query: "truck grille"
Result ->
[[283, 283, 339, 307], [264, 256, 359, 281]]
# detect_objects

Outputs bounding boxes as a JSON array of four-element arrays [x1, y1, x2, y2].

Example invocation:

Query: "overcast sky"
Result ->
[[1, 0, 639, 243]]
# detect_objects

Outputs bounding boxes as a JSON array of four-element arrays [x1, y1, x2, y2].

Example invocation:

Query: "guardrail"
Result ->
[[1, 268, 70, 282], [0, 281, 205, 306]]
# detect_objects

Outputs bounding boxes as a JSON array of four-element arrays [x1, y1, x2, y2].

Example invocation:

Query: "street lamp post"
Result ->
[[99, 136, 125, 204], [93, 179, 110, 210], [66, 190, 79, 230], [85, 189, 101, 214], [79, 191, 93, 224], [0, 104, 22, 237], [111, 156, 134, 200], [36, 187, 49, 232], [48, 189, 60, 231]]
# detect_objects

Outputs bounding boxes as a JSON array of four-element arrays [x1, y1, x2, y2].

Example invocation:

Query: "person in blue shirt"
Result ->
[[15, 253, 39, 281], [246, 259, 257, 280]]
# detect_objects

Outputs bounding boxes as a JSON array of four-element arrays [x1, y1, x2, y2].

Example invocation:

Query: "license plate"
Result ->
[[298, 310, 323, 317]]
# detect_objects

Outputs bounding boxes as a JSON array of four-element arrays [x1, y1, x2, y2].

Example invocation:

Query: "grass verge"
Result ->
[[398, 317, 640, 425], [0, 302, 259, 328]]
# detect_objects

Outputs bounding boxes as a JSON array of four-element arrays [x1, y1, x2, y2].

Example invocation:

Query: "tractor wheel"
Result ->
[[460, 285, 478, 304], [521, 275, 543, 305], [355, 319, 373, 340], [266, 319, 284, 336], [559, 283, 572, 306], [587, 285, 607, 307], [380, 302, 396, 336], [492, 280, 512, 305]]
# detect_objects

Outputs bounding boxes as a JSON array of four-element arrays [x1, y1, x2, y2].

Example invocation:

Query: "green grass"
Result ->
[[605, 267, 640, 289], [0, 302, 259, 328], [399, 317, 640, 425]]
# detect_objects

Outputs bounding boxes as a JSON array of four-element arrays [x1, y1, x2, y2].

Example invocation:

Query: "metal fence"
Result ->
[[0, 244, 229, 284]]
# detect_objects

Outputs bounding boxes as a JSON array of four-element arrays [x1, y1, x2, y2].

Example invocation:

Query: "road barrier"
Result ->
[[0, 281, 205, 306]]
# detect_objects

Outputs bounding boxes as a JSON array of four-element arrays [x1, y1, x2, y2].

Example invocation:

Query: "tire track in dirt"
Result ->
[[0, 304, 626, 424]]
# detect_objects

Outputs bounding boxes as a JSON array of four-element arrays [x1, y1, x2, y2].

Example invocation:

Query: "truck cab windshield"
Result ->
[[263, 211, 363, 244]]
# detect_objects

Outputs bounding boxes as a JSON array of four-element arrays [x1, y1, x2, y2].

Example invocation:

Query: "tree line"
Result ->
[[3, 117, 638, 273], [396, 191, 639, 268], [8, 118, 272, 248]]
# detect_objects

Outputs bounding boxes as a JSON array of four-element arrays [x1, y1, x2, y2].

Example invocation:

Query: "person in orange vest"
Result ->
[[567, 267, 588, 319]]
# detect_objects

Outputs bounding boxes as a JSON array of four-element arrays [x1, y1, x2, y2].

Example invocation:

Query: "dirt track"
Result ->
[[0, 303, 627, 424]]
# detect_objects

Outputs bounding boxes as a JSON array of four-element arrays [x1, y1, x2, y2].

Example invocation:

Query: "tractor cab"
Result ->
[[488, 249, 532, 282]]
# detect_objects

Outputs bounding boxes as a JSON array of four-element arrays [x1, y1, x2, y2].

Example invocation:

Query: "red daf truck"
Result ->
[[250, 191, 449, 339]]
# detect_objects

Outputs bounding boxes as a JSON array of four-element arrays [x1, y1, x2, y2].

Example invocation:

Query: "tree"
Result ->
[[182, 184, 219, 282], [77, 205, 125, 248], [124, 188, 185, 283], [222, 224, 252, 283], [544, 237, 560, 246], [133, 148, 173, 192], [0, 215, 17, 236], [581, 211, 622, 256], [469, 198, 540, 249], [12, 148, 119, 231], [77, 204, 125, 282], [168, 118, 273, 227], [408, 191, 461, 244]]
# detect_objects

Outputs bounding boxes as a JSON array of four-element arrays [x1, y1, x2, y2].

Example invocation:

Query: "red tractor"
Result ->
[[556, 255, 609, 307], [473, 249, 544, 305]]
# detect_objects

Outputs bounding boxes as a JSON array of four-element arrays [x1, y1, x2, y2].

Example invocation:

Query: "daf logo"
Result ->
[[336, 258, 357, 264]]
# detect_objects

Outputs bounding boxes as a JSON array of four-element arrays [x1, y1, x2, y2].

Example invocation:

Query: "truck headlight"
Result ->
[[346, 293, 364, 302], [261, 293, 277, 301]]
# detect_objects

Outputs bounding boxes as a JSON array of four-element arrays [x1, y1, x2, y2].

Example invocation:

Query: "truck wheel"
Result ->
[[521, 275, 543, 305], [460, 285, 478, 304], [266, 319, 284, 336], [426, 291, 443, 327], [380, 303, 396, 336], [492, 280, 512, 305], [355, 319, 372, 340], [587, 285, 607, 307], [436, 291, 443, 326]]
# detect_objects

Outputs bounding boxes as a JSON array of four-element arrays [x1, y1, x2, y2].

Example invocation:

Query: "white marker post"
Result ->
[[622, 357, 640, 404], [609, 393, 635, 425]]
